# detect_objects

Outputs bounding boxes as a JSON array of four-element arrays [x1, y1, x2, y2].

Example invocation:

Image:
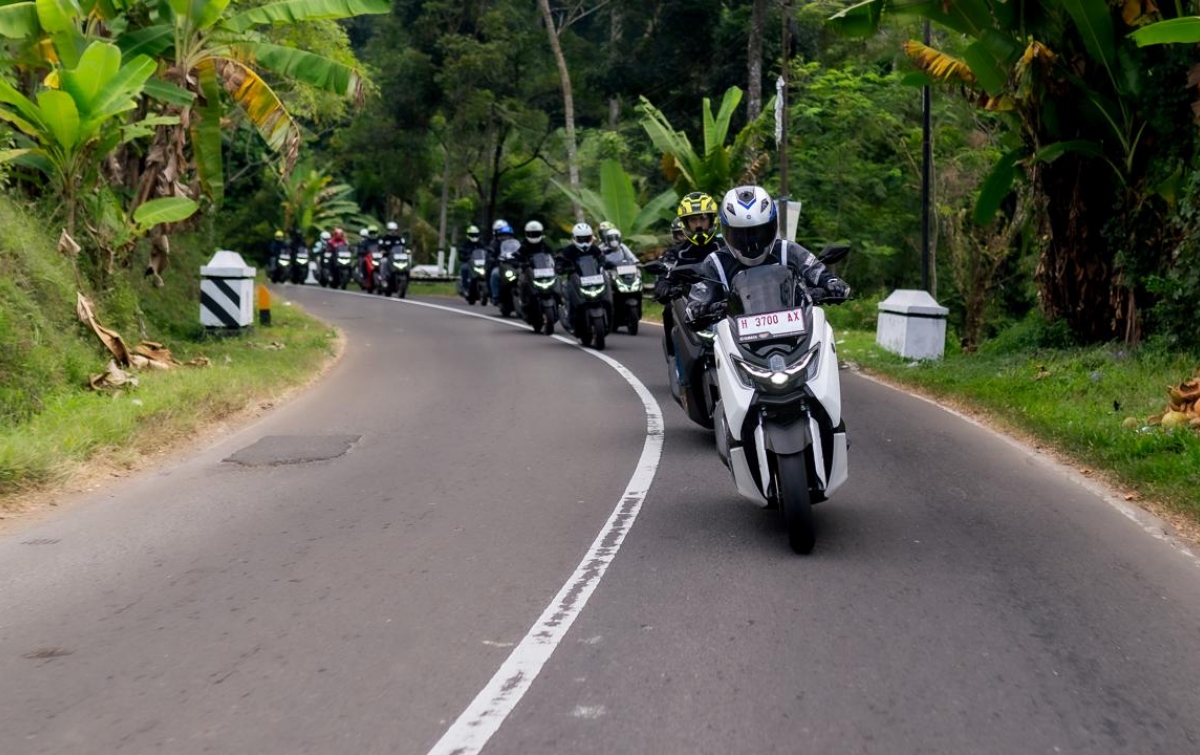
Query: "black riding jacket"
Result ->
[[556, 242, 606, 273], [685, 239, 837, 322]]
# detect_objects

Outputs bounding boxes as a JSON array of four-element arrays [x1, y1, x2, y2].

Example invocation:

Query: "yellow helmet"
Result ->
[[676, 191, 718, 246]]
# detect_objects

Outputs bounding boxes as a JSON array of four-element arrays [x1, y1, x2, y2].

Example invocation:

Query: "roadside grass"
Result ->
[[0, 300, 337, 502], [833, 325, 1200, 524]]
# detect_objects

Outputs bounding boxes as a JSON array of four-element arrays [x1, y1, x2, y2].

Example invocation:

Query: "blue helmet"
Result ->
[[496, 224, 515, 236]]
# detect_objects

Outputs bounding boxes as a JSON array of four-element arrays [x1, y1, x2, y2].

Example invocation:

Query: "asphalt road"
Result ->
[[1, 285, 1198, 755]]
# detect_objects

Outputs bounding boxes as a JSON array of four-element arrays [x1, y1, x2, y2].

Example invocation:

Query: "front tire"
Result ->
[[590, 313, 606, 351], [543, 304, 556, 336], [776, 453, 815, 554], [626, 301, 640, 336]]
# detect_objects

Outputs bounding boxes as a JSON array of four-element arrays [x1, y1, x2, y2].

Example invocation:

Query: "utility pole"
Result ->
[[778, 0, 791, 236], [779, 0, 791, 198], [921, 20, 932, 294]]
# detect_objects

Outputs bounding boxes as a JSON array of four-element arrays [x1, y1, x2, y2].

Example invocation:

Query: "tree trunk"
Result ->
[[537, 0, 583, 221], [1034, 156, 1123, 342], [609, 5, 622, 131], [437, 145, 450, 253], [747, 0, 766, 120]]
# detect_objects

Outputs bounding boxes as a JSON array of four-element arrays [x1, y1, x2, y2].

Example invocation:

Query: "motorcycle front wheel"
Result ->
[[590, 313, 606, 351], [776, 452, 815, 554], [626, 301, 640, 336]]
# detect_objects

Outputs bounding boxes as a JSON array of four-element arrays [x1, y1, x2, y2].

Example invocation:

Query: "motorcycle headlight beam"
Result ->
[[733, 343, 820, 391], [581, 285, 605, 297]]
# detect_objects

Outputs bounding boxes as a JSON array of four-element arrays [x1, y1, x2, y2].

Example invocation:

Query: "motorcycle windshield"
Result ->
[[575, 256, 603, 278], [499, 239, 521, 261], [471, 249, 488, 264], [726, 265, 812, 345], [530, 251, 556, 277], [604, 248, 637, 266]]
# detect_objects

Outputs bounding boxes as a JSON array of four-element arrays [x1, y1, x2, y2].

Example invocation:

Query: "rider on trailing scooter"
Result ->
[[557, 222, 607, 327], [459, 225, 485, 294], [268, 229, 288, 280], [489, 222, 517, 302], [485, 219, 509, 300], [685, 186, 850, 324], [654, 192, 724, 304], [357, 225, 380, 289], [519, 220, 552, 262], [381, 221, 403, 251]]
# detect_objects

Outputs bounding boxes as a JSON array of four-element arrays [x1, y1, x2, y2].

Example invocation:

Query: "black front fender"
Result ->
[[762, 418, 811, 456]]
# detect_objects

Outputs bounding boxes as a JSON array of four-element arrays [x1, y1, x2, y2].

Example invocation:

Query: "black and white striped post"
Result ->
[[200, 251, 256, 333]]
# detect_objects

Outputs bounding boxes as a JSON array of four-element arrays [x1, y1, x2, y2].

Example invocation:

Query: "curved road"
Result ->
[[1, 286, 1198, 754]]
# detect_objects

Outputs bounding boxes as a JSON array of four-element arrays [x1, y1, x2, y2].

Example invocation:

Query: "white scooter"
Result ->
[[698, 244, 850, 554]]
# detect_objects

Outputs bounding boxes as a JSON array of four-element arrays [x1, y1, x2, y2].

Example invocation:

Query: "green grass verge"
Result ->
[[0, 301, 337, 499], [834, 327, 1200, 524]]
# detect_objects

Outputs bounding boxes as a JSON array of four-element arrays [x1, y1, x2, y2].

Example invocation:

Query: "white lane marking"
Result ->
[[349, 293, 664, 754]]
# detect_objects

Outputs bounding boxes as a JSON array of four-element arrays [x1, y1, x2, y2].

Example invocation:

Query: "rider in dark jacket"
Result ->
[[459, 224, 485, 294], [654, 192, 725, 304], [518, 220, 552, 263], [685, 186, 850, 324], [556, 222, 607, 326], [267, 229, 288, 278]]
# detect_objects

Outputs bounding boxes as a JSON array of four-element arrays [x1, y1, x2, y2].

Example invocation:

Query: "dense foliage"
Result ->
[[3, 0, 1200, 349]]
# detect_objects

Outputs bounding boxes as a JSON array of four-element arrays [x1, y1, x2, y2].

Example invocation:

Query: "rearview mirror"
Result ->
[[817, 243, 851, 266]]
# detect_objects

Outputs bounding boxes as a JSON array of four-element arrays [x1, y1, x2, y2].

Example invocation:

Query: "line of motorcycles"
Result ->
[[458, 244, 643, 352], [271, 240, 413, 298], [644, 243, 852, 555]]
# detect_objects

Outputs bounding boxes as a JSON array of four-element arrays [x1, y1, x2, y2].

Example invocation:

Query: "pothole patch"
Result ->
[[223, 435, 361, 467]]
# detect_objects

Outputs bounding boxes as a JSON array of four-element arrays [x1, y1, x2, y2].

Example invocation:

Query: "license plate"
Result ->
[[617, 265, 638, 276], [736, 308, 807, 341], [580, 274, 605, 286], [396, 253, 409, 261], [533, 267, 555, 278]]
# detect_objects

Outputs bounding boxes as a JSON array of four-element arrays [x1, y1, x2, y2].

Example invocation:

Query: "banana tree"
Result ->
[[0, 39, 163, 235], [551, 159, 679, 248], [0, 0, 388, 204], [829, 0, 1196, 344], [112, 0, 389, 207], [277, 160, 366, 237], [639, 86, 767, 198]]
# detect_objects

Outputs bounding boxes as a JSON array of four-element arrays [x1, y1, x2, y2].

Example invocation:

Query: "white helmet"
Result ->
[[603, 228, 623, 249], [492, 218, 508, 232], [719, 186, 778, 266], [359, 227, 369, 238], [386, 221, 398, 232], [524, 220, 544, 242], [571, 222, 594, 251], [320, 230, 331, 241]]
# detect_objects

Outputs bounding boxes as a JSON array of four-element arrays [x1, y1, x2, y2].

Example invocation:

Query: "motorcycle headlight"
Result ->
[[504, 270, 516, 281], [533, 278, 556, 290], [616, 278, 641, 293], [473, 265, 485, 274], [733, 344, 820, 391], [697, 327, 716, 342], [581, 285, 605, 298]]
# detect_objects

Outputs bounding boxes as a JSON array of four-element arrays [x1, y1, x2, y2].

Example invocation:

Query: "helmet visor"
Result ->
[[723, 222, 777, 264], [526, 232, 543, 243]]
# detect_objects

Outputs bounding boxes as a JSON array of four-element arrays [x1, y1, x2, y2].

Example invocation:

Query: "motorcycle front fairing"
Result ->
[[713, 265, 847, 504], [573, 256, 612, 305], [527, 251, 560, 297]]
